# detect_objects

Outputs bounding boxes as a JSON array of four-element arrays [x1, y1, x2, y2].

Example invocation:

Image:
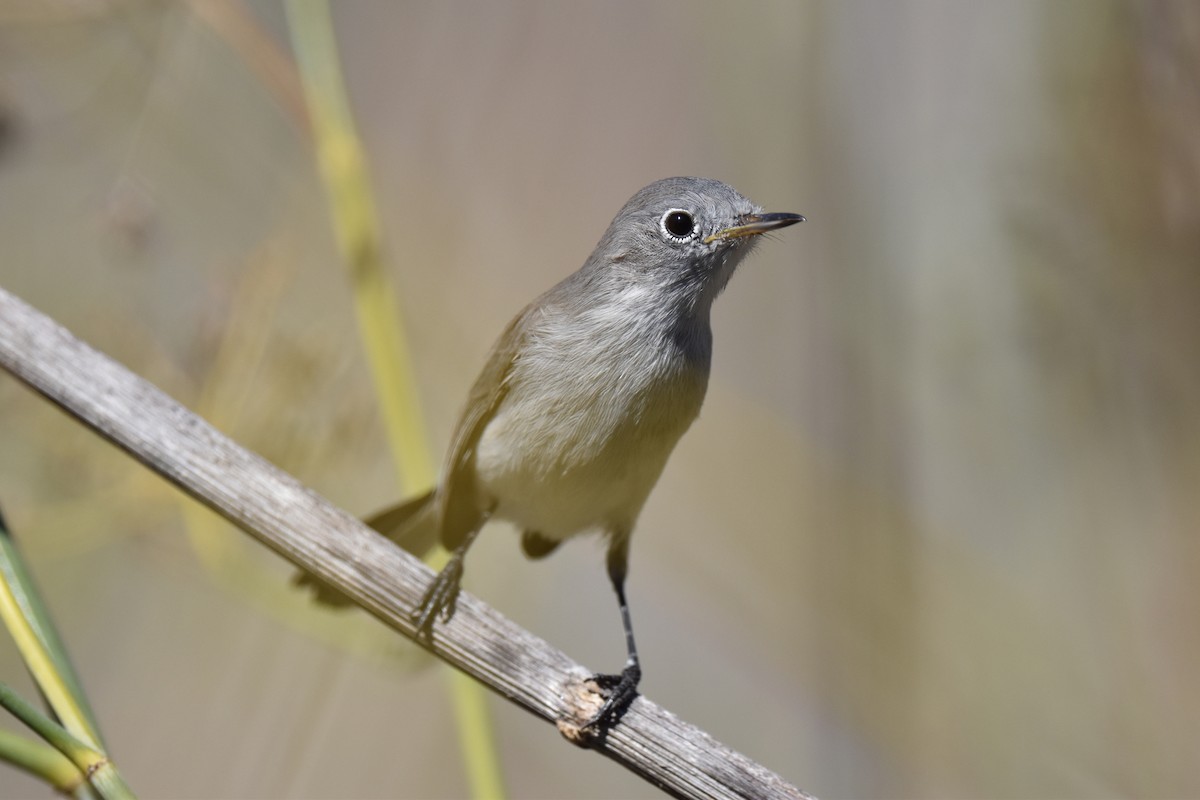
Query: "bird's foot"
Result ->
[[582, 661, 641, 732], [413, 556, 464, 638]]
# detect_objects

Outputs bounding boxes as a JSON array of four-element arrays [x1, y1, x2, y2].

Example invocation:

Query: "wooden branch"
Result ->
[[0, 287, 813, 800]]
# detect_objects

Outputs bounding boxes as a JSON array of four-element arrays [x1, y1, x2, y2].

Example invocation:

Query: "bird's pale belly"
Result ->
[[473, 367, 705, 540]]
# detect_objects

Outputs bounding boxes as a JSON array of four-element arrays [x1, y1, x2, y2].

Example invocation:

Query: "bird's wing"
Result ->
[[437, 305, 534, 549]]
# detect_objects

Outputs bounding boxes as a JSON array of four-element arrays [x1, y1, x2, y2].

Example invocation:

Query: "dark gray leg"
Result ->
[[585, 534, 642, 730]]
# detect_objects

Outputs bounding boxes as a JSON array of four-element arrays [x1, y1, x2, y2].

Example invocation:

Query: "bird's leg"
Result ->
[[413, 524, 482, 638], [584, 535, 642, 731]]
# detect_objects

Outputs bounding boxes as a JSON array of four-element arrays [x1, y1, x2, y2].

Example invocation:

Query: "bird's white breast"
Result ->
[[474, 291, 708, 540]]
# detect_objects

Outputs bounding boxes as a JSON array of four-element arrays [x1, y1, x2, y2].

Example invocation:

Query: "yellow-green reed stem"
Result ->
[[0, 512, 105, 749], [0, 728, 86, 796], [284, 2, 505, 798], [0, 552, 102, 751], [449, 670, 507, 799], [284, 0, 432, 489], [0, 684, 134, 800]]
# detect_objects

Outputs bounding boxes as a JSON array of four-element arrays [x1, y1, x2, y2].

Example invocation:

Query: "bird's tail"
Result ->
[[293, 489, 439, 607]]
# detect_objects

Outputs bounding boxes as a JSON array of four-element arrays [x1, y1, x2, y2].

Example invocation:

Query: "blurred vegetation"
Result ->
[[0, 1, 1198, 798]]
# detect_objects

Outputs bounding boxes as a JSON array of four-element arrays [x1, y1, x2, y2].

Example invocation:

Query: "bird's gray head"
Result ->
[[582, 177, 804, 318]]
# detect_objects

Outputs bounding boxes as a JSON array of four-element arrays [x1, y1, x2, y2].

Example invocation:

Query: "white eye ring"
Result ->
[[660, 209, 697, 240]]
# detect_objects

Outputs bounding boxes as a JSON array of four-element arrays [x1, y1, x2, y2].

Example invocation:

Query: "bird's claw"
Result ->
[[582, 662, 641, 732], [413, 558, 463, 637]]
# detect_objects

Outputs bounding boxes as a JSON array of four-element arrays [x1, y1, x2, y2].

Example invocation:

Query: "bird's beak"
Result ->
[[704, 212, 805, 244]]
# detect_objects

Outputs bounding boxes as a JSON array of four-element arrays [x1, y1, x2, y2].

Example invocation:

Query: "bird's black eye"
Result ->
[[662, 209, 695, 239]]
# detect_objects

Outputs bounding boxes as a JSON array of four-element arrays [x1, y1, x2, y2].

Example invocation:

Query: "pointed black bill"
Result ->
[[705, 212, 805, 243]]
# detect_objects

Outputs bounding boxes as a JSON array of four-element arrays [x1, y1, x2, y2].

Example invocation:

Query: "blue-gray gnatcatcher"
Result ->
[[302, 176, 803, 730]]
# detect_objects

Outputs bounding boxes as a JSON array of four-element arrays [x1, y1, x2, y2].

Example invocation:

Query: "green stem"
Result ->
[[0, 684, 135, 799], [449, 670, 506, 799], [0, 511, 104, 749], [284, 0, 434, 489], [0, 727, 85, 794], [0, 683, 94, 772], [282, 3, 507, 797]]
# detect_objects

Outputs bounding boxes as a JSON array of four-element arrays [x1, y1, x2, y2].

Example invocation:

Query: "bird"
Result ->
[[299, 176, 803, 730]]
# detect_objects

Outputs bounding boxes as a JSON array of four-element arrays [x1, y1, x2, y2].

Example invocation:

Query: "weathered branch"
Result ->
[[0, 287, 813, 800]]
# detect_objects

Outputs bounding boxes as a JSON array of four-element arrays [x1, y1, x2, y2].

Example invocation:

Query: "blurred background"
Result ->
[[1, 1, 1199, 797]]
